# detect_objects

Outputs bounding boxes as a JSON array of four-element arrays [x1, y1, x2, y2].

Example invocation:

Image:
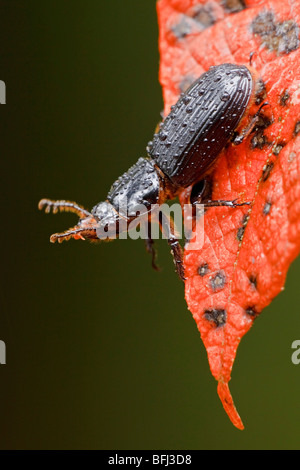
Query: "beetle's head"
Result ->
[[38, 199, 125, 243], [39, 158, 162, 244]]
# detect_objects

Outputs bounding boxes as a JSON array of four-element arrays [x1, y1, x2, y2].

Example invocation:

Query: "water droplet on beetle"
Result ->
[[221, 92, 230, 102], [182, 95, 191, 105], [159, 131, 167, 141]]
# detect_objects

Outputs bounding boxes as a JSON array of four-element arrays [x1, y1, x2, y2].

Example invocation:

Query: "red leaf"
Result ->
[[157, 0, 300, 429]]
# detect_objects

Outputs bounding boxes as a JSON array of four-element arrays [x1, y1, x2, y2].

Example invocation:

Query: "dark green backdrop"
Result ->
[[1, 0, 300, 450]]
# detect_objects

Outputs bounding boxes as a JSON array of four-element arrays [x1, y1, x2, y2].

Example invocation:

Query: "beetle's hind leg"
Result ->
[[190, 179, 250, 209], [38, 199, 91, 218], [201, 199, 250, 208]]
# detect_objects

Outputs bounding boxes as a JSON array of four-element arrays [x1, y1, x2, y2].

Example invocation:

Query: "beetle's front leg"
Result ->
[[145, 234, 160, 272], [167, 237, 185, 281]]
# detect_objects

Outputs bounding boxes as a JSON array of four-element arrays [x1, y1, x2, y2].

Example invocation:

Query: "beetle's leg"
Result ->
[[144, 220, 160, 271], [158, 212, 185, 281], [190, 180, 250, 208], [38, 199, 91, 218], [232, 102, 270, 145], [145, 238, 160, 272], [201, 199, 250, 208]]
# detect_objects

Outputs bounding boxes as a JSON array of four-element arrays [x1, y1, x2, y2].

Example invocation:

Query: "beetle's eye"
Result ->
[[190, 179, 207, 205]]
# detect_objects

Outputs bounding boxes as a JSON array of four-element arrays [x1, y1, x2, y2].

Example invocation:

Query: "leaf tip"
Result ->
[[217, 381, 244, 430]]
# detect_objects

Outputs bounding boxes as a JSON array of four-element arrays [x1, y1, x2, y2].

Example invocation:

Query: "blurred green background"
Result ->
[[1, 0, 300, 450]]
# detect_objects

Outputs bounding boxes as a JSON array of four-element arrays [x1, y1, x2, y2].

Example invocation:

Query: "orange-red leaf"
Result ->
[[157, 0, 300, 429]]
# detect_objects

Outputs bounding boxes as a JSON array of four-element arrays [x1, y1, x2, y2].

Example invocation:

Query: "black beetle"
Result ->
[[39, 63, 264, 280]]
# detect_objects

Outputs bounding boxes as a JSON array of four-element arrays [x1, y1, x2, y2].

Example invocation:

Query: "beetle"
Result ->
[[39, 63, 266, 280]]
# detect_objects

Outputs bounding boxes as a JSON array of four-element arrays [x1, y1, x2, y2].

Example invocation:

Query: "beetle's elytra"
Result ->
[[148, 64, 253, 187], [39, 63, 263, 280]]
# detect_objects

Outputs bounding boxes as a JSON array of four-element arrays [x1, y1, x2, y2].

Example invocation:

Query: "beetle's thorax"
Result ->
[[105, 157, 162, 218]]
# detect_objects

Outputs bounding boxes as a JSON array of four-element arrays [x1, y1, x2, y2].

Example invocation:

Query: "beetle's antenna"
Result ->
[[39, 199, 100, 243], [38, 199, 91, 218], [50, 226, 97, 243]]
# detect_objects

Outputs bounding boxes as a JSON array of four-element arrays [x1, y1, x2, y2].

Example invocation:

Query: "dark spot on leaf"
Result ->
[[179, 75, 196, 93], [237, 215, 249, 241], [198, 262, 209, 277], [242, 214, 249, 225], [245, 306, 260, 317], [262, 161, 274, 181], [171, 15, 192, 39], [294, 121, 300, 136], [251, 113, 273, 149], [209, 270, 226, 291], [249, 275, 257, 289], [279, 89, 290, 106], [272, 142, 286, 155], [263, 200, 272, 215], [251, 131, 271, 149], [222, 0, 246, 13], [237, 226, 245, 241], [252, 11, 276, 35], [248, 274, 257, 289], [204, 308, 227, 327], [255, 79, 267, 105], [251, 10, 299, 55], [288, 151, 297, 163], [255, 114, 273, 130], [193, 4, 216, 29]]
